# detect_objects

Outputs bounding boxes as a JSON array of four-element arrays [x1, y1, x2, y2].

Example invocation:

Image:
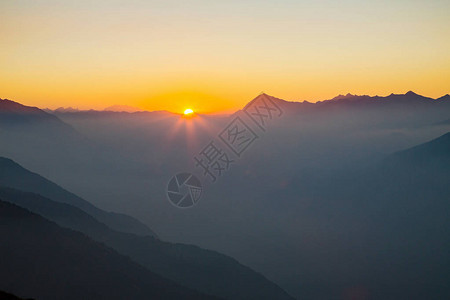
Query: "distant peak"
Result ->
[[330, 93, 357, 101], [388, 91, 425, 98], [0, 98, 44, 114], [436, 94, 450, 101], [243, 93, 288, 111], [54, 107, 79, 113], [104, 105, 143, 113]]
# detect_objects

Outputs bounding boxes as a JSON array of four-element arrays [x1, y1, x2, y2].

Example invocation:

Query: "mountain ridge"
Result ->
[[0, 157, 157, 237], [0, 200, 217, 300], [388, 131, 450, 163], [0, 186, 294, 300], [6, 91, 449, 116]]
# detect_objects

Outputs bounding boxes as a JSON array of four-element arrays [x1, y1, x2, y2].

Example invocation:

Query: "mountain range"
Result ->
[[1, 92, 450, 299], [0, 157, 155, 237], [0, 200, 218, 300], [41, 91, 450, 115], [0, 157, 293, 300]]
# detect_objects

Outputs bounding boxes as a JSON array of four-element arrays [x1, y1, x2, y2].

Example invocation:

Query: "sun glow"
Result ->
[[184, 108, 194, 115]]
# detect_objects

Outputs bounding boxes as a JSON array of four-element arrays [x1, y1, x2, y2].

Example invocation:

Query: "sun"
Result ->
[[183, 108, 194, 115]]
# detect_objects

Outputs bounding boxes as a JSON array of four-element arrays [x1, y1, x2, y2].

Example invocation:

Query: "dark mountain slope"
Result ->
[[0, 99, 160, 235], [335, 133, 450, 299], [45, 93, 450, 299], [0, 188, 294, 300], [245, 132, 450, 299], [390, 131, 450, 160], [0, 290, 33, 300], [0, 98, 76, 131], [377, 132, 450, 186], [0, 200, 217, 300], [0, 157, 156, 237], [0, 99, 156, 236]]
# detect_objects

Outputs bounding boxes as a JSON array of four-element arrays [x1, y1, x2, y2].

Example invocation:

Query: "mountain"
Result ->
[[318, 90, 433, 104], [0, 98, 56, 118], [53, 107, 80, 113], [0, 98, 101, 197], [47, 93, 450, 298], [0, 290, 33, 300], [0, 187, 294, 299], [104, 105, 144, 112], [436, 94, 450, 102], [0, 98, 79, 134], [390, 131, 450, 161], [241, 92, 450, 133], [377, 132, 450, 185], [2, 94, 450, 299], [289, 89, 444, 108], [0, 200, 217, 300], [0, 98, 168, 221], [336, 133, 450, 299], [255, 131, 450, 299], [0, 157, 156, 237], [329, 93, 358, 101]]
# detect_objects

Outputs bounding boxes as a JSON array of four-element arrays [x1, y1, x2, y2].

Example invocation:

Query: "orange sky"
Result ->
[[1, 0, 449, 113]]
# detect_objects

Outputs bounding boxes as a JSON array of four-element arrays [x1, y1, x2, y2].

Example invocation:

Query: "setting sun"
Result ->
[[184, 108, 194, 115]]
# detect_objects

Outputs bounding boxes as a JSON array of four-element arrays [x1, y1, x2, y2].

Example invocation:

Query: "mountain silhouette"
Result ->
[[2, 94, 450, 299], [329, 93, 358, 101], [0, 157, 156, 237], [104, 105, 143, 112], [0, 290, 33, 300], [263, 131, 450, 299], [390, 131, 450, 161], [275, 91, 449, 108], [0, 200, 217, 300], [251, 92, 450, 131], [436, 94, 450, 102], [379, 132, 450, 182], [0, 98, 172, 227], [0, 98, 79, 134], [0, 161, 294, 300], [52, 107, 80, 113]]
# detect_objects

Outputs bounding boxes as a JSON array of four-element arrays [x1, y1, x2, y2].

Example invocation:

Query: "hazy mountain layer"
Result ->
[[0, 185, 293, 300], [1, 94, 450, 298], [0, 200, 217, 300], [0, 157, 156, 237]]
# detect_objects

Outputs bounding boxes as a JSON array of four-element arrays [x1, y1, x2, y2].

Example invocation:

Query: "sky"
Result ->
[[1, 0, 449, 113]]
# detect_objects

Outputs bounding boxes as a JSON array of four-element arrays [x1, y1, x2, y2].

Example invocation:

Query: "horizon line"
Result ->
[[2, 90, 450, 115]]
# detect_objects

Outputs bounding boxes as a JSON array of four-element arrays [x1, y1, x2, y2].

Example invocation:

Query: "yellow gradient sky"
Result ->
[[1, 0, 449, 113]]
